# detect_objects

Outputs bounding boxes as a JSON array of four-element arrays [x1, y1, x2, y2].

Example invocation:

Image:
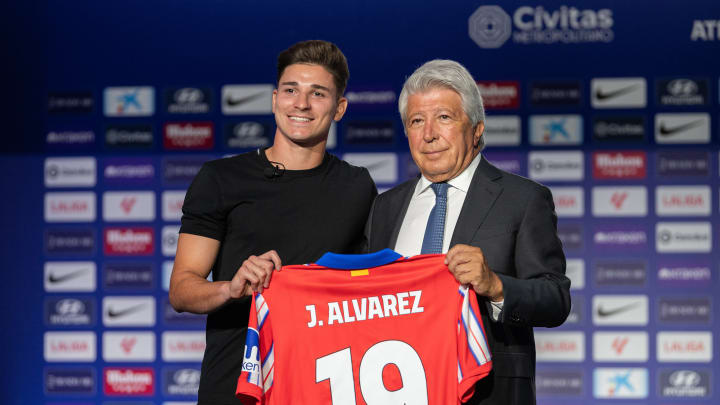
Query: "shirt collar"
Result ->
[[414, 152, 482, 197]]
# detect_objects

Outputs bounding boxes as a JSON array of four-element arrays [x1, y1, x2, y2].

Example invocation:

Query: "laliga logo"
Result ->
[[242, 328, 261, 385]]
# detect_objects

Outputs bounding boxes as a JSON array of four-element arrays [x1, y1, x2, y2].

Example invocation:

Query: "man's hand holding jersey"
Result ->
[[445, 244, 504, 302], [227, 250, 282, 297]]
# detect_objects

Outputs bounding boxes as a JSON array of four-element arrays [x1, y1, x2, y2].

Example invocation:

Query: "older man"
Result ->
[[365, 59, 570, 404]]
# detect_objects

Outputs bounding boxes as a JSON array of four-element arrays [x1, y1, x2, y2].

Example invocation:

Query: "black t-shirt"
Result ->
[[180, 148, 377, 404]]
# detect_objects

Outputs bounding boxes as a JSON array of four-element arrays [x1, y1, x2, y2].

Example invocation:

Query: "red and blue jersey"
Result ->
[[236, 250, 492, 404]]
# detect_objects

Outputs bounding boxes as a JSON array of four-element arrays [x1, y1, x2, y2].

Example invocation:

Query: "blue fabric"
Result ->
[[421, 182, 448, 254], [315, 248, 403, 269]]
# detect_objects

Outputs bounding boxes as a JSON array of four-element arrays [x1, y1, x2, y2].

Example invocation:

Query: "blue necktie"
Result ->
[[421, 182, 448, 254]]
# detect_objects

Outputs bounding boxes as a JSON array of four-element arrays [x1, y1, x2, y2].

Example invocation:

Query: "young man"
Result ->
[[170, 40, 376, 405]]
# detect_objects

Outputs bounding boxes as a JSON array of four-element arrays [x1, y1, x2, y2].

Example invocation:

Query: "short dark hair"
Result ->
[[277, 40, 349, 97]]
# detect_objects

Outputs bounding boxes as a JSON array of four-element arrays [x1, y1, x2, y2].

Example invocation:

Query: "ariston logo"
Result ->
[[103, 262, 154, 290], [104, 227, 154, 255], [536, 369, 583, 396], [658, 296, 711, 324], [48, 92, 94, 113], [44, 368, 95, 394], [469, 5, 614, 48], [595, 260, 647, 287], [592, 151, 646, 179], [44, 229, 95, 255], [656, 151, 709, 177], [530, 80, 581, 106]]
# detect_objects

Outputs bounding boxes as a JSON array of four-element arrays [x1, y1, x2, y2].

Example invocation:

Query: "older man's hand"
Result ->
[[445, 244, 504, 301]]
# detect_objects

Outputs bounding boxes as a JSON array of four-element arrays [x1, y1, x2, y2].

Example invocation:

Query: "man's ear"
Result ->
[[473, 121, 485, 147], [271, 89, 278, 114], [333, 97, 348, 121]]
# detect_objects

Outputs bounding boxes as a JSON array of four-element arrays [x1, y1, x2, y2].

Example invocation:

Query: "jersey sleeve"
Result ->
[[456, 286, 493, 402], [236, 293, 275, 405]]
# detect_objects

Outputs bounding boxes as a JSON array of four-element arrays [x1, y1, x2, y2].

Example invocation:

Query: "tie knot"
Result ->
[[430, 182, 448, 197]]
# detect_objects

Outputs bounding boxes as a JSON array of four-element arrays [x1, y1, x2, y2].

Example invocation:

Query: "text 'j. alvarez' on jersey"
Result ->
[[236, 249, 492, 405]]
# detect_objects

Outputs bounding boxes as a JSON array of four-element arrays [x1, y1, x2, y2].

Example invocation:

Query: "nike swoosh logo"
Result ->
[[107, 303, 147, 318], [597, 302, 640, 317], [48, 269, 88, 284], [658, 119, 704, 136], [595, 84, 641, 101], [224, 92, 266, 107]]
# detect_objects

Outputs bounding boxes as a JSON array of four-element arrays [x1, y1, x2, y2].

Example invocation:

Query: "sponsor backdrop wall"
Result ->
[[2, 0, 720, 403]]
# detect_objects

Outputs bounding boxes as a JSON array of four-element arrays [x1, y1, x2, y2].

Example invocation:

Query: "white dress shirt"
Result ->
[[394, 153, 504, 320]]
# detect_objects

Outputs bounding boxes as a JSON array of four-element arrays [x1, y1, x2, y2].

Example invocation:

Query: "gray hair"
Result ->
[[398, 59, 485, 149]]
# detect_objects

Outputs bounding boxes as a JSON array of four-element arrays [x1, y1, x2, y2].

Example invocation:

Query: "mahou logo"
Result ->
[[103, 367, 154, 395], [104, 227, 154, 255], [593, 151, 647, 179], [476, 81, 520, 109], [163, 122, 214, 150]]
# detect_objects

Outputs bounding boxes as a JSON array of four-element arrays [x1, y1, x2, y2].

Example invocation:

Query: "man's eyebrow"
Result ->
[[278, 81, 331, 93]]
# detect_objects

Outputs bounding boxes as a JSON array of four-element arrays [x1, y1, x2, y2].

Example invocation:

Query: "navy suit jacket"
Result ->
[[365, 155, 571, 404]]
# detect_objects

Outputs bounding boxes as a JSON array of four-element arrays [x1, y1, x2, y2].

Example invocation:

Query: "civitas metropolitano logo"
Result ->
[[469, 5, 614, 48]]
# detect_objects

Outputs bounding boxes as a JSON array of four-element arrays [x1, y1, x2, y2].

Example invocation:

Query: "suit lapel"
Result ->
[[450, 156, 504, 246]]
